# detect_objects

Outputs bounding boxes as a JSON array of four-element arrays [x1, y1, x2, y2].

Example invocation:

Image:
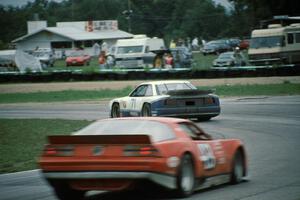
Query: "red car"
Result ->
[[65, 51, 91, 66], [39, 117, 247, 200]]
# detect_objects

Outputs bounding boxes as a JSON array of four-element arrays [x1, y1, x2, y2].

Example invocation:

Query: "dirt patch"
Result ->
[[0, 76, 299, 94]]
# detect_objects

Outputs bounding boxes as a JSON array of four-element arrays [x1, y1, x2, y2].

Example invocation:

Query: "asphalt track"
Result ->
[[0, 96, 300, 200]]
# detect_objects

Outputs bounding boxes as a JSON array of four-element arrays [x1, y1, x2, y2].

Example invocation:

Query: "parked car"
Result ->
[[65, 51, 91, 66], [201, 40, 231, 55], [228, 38, 241, 49], [32, 49, 55, 68], [213, 51, 247, 67], [110, 80, 220, 121], [170, 47, 193, 68], [39, 117, 247, 200]]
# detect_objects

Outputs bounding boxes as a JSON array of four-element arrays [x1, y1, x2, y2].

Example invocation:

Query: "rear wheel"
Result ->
[[141, 104, 152, 116], [53, 184, 85, 200], [197, 116, 211, 121], [111, 103, 120, 118], [231, 150, 245, 184], [176, 154, 195, 197]]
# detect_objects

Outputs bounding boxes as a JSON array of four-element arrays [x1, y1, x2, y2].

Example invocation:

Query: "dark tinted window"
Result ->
[[51, 41, 72, 49], [295, 33, 300, 43], [288, 33, 294, 44], [130, 85, 149, 97]]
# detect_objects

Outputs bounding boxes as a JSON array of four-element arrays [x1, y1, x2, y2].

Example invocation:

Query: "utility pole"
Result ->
[[128, 0, 132, 33], [122, 0, 133, 32], [71, 0, 74, 21]]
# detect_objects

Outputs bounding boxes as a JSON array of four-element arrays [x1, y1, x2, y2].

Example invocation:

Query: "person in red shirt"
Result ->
[[164, 53, 174, 69], [98, 51, 107, 69]]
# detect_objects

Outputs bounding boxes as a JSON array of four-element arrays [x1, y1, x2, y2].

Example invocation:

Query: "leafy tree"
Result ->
[[1, 0, 299, 50]]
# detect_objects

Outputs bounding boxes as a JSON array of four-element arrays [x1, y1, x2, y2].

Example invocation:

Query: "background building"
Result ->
[[12, 20, 133, 57]]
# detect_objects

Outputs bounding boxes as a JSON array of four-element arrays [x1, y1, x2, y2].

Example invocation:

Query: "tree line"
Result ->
[[0, 0, 298, 49]]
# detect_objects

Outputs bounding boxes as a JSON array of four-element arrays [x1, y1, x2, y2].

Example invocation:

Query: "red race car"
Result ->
[[65, 51, 91, 66], [39, 117, 247, 200]]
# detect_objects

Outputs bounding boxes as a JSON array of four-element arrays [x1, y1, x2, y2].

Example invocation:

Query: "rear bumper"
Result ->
[[153, 106, 220, 118], [42, 171, 176, 189]]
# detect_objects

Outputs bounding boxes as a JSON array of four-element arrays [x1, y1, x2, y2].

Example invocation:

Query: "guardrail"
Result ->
[[0, 66, 299, 83]]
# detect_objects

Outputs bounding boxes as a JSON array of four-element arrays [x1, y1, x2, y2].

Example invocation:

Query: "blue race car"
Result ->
[[109, 80, 220, 121]]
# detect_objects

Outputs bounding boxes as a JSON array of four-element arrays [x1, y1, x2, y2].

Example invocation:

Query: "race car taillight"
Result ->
[[44, 145, 74, 156], [123, 145, 160, 157], [45, 147, 57, 155]]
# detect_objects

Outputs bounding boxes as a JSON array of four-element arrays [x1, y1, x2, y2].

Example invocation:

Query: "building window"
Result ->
[[51, 41, 72, 48], [295, 33, 300, 43], [287, 33, 294, 44], [84, 40, 93, 47], [74, 41, 83, 48]]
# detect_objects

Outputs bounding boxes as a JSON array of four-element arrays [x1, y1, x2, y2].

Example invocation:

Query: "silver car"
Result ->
[[213, 51, 247, 67]]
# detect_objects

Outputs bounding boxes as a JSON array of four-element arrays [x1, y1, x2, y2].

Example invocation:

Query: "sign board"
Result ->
[[57, 20, 118, 32], [86, 20, 118, 32]]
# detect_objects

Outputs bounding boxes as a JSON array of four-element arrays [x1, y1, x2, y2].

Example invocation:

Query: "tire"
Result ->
[[175, 154, 195, 198], [231, 150, 244, 184], [197, 116, 211, 121], [141, 104, 152, 117], [111, 103, 120, 118], [53, 185, 85, 200]]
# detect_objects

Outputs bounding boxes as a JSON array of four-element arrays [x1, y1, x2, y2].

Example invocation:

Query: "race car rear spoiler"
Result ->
[[47, 135, 151, 145], [167, 89, 215, 96]]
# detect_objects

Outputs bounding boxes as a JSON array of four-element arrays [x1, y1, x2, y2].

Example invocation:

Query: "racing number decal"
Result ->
[[198, 144, 216, 170], [130, 99, 137, 109]]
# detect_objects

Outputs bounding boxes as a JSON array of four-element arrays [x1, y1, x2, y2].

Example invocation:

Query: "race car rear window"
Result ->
[[73, 119, 176, 142], [156, 82, 196, 95]]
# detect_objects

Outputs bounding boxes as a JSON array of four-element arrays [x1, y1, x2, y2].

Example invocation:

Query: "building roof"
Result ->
[[12, 27, 133, 43]]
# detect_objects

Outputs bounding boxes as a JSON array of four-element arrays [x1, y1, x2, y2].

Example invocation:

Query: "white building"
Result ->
[[12, 20, 133, 57]]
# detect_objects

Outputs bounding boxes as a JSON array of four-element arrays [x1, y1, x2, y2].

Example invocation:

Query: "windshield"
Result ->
[[219, 52, 233, 59], [117, 46, 144, 54], [69, 51, 84, 57], [73, 119, 175, 143], [32, 52, 48, 57], [250, 36, 284, 48], [156, 82, 196, 95]]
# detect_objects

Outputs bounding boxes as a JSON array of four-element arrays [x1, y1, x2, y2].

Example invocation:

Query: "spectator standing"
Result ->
[[186, 37, 191, 50], [98, 51, 107, 69], [164, 53, 174, 69], [101, 42, 108, 54], [169, 39, 176, 48], [192, 37, 199, 50], [93, 42, 101, 57]]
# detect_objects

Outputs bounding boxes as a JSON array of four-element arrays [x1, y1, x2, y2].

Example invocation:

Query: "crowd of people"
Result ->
[[93, 37, 199, 69]]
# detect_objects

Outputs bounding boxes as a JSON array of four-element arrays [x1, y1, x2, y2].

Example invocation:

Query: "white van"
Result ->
[[248, 23, 300, 65], [114, 35, 165, 68]]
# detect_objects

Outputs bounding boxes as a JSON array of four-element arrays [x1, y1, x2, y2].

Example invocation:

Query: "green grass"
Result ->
[[192, 53, 217, 70], [49, 57, 100, 72], [0, 119, 91, 173], [0, 83, 299, 104], [201, 83, 300, 97], [49, 51, 250, 71], [0, 86, 133, 104], [51, 53, 217, 71]]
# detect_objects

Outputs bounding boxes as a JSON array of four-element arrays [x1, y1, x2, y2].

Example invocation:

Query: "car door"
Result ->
[[128, 84, 154, 116], [178, 122, 227, 177]]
